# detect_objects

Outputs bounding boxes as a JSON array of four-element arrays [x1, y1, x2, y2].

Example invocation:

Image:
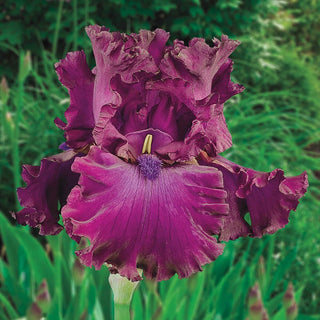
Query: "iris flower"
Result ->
[[14, 26, 308, 281]]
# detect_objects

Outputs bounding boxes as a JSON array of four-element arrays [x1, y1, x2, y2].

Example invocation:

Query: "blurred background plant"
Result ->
[[0, 0, 319, 319]]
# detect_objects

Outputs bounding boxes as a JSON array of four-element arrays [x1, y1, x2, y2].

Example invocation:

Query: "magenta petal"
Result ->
[[62, 146, 228, 281], [156, 118, 229, 162], [93, 104, 128, 157], [133, 29, 170, 65], [146, 78, 194, 113], [155, 120, 208, 162], [204, 113, 232, 156], [203, 156, 308, 240], [54, 51, 95, 149], [160, 35, 243, 101], [109, 75, 149, 135], [147, 92, 180, 140], [14, 151, 79, 235], [85, 25, 158, 122]]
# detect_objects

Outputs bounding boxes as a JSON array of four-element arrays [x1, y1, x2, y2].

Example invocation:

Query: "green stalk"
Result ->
[[73, 0, 78, 51], [84, 0, 90, 25], [114, 303, 130, 320], [52, 0, 64, 58], [266, 235, 275, 297], [109, 271, 142, 320], [12, 53, 30, 210], [0, 77, 10, 145], [51, 234, 64, 319]]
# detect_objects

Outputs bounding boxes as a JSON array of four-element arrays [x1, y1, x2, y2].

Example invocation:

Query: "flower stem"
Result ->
[[52, 0, 64, 58], [114, 303, 130, 320], [108, 270, 142, 320], [72, 0, 78, 51]]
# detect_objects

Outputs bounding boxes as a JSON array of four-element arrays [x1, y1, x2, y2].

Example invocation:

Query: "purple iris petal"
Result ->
[[54, 51, 95, 149], [157, 35, 244, 156], [160, 35, 244, 101], [109, 75, 149, 135], [62, 146, 228, 281], [13, 150, 79, 235], [85, 25, 159, 122], [200, 155, 308, 241], [132, 29, 170, 65], [93, 103, 128, 156]]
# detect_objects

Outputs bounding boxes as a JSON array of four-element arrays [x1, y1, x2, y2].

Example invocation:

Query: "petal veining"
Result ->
[[62, 146, 228, 281]]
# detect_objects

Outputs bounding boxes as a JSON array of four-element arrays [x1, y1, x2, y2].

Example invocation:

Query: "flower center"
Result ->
[[138, 154, 162, 180], [138, 134, 162, 180]]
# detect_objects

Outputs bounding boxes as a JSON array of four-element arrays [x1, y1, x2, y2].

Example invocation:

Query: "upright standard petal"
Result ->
[[85, 25, 159, 121], [149, 35, 245, 156], [62, 146, 228, 281], [199, 154, 308, 241], [14, 151, 79, 235], [160, 35, 244, 101], [55, 51, 95, 149]]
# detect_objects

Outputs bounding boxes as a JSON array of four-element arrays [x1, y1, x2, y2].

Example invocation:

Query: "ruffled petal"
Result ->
[[148, 92, 180, 140], [200, 155, 308, 240], [93, 104, 128, 156], [13, 150, 79, 235], [62, 146, 228, 281], [204, 112, 232, 156], [155, 112, 232, 162], [145, 78, 194, 113], [147, 57, 238, 156], [156, 36, 243, 155], [155, 120, 208, 162], [54, 51, 95, 149], [109, 74, 149, 135], [160, 35, 244, 101], [85, 25, 159, 121], [131, 29, 170, 65]]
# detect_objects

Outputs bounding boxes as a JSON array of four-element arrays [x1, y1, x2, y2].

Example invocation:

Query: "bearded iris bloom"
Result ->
[[14, 26, 308, 281]]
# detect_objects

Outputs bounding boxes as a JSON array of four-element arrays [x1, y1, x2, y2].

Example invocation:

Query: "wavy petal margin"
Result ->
[[13, 151, 79, 235], [199, 154, 308, 241], [85, 25, 159, 122], [54, 51, 95, 149], [62, 146, 228, 281], [160, 35, 244, 101]]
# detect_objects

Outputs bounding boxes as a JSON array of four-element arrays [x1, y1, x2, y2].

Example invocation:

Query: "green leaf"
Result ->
[[266, 247, 297, 299], [0, 291, 19, 319], [272, 306, 286, 320], [132, 287, 144, 320], [0, 212, 20, 279], [14, 227, 55, 295], [187, 272, 206, 320]]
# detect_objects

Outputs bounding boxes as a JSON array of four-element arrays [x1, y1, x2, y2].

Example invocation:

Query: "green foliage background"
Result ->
[[0, 0, 319, 319]]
